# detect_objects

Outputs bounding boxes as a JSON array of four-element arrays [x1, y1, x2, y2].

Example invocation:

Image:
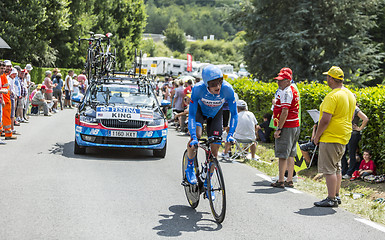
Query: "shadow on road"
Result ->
[[153, 205, 222, 237], [294, 206, 337, 216], [48, 141, 163, 161], [247, 181, 286, 194]]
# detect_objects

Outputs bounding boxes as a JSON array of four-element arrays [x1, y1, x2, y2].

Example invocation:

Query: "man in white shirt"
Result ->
[[24, 64, 34, 120], [221, 100, 258, 161], [64, 70, 74, 108]]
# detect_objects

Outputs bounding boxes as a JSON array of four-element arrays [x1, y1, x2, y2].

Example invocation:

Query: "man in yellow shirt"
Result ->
[[313, 66, 356, 207]]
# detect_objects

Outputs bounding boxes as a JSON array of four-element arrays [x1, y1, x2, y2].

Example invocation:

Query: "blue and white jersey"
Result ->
[[188, 80, 238, 140]]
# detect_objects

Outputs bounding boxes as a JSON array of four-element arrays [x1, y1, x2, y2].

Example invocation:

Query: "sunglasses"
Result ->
[[207, 78, 223, 88]]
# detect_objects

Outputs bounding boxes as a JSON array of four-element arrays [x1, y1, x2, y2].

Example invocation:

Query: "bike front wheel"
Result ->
[[207, 158, 226, 223], [182, 150, 200, 209]]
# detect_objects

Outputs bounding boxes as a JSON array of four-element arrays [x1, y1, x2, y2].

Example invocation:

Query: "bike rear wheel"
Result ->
[[207, 158, 226, 223], [182, 150, 200, 209]]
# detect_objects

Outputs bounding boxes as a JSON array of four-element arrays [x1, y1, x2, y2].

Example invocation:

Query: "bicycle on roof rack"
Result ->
[[181, 136, 227, 223], [79, 32, 116, 83]]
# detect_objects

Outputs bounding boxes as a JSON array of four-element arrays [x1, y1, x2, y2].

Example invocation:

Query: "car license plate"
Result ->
[[109, 130, 137, 138]]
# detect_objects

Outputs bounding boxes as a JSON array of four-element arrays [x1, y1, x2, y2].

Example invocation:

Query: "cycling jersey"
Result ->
[[188, 80, 238, 140]]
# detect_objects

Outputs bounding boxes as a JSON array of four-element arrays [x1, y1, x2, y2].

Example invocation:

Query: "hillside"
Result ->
[[144, 0, 242, 40]]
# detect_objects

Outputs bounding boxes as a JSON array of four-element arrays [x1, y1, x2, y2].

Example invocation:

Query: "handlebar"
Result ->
[[78, 32, 113, 46], [199, 137, 222, 146]]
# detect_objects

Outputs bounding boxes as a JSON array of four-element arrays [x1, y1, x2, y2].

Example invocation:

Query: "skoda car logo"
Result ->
[[118, 119, 129, 123]]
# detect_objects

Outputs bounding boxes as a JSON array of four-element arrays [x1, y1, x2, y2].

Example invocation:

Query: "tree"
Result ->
[[163, 18, 186, 52], [231, 0, 384, 84], [0, 0, 71, 67]]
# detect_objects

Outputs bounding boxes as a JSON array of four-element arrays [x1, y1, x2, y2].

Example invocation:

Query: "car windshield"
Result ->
[[91, 84, 155, 107]]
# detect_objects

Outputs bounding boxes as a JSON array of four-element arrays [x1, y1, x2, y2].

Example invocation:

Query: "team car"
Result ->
[[74, 76, 168, 158]]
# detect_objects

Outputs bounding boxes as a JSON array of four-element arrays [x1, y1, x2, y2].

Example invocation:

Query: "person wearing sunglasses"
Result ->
[[185, 64, 238, 185]]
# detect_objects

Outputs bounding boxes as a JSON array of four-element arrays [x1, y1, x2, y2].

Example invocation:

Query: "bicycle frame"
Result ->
[[182, 136, 226, 223]]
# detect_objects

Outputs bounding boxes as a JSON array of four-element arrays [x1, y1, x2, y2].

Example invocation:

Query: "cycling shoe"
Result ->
[[185, 162, 197, 185]]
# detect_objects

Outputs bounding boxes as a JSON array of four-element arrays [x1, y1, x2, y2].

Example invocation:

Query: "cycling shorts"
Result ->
[[196, 104, 223, 139], [222, 109, 230, 128]]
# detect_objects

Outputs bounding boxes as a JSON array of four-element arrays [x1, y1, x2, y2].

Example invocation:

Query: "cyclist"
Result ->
[[185, 64, 238, 185]]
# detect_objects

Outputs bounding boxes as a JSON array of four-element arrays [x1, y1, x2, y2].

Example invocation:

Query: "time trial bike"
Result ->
[[181, 136, 226, 223]]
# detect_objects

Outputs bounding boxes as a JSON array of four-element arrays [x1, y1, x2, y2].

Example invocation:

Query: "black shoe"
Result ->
[[336, 196, 341, 204], [314, 197, 338, 207]]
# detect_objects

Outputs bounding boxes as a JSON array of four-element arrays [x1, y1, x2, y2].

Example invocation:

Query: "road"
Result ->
[[0, 109, 384, 239]]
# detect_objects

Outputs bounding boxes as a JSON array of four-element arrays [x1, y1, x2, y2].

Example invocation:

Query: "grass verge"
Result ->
[[229, 142, 385, 226]]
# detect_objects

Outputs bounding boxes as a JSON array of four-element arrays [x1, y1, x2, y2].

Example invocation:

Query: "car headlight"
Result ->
[[80, 115, 98, 124], [147, 118, 165, 127]]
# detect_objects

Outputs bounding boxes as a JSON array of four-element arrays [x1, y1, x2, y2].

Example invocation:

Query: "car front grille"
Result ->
[[87, 136, 162, 146], [100, 119, 145, 129]]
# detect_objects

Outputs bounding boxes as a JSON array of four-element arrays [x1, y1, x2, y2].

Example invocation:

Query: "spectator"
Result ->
[[0, 61, 9, 143], [162, 83, 170, 101], [44, 70, 55, 101], [1, 61, 16, 140], [8, 67, 20, 133], [15, 68, 28, 123], [19, 69, 29, 122], [313, 66, 356, 207], [52, 68, 60, 81], [77, 72, 88, 94], [341, 99, 369, 179], [31, 85, 51, 116], [174, 94, 191, 133], [64, 70, 74, 108], [53, 72, 64, 110], [170, 80, 177, 101], [173, 79, 185, 114], [184, 79, 193, 95], [256, 113, 274, 143], [13, 66, 23, 124], [24, 64, 34, 120], [271, 69, 300, 189], [350, 150, 376, 181], [223, 100, 259, 161], [299, 123, 318, 165]]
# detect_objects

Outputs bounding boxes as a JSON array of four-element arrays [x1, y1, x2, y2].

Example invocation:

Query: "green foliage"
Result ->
[[28, 67, 82, 85], [140, 39, 156, 57], [186, 36, 245, 69], [145, 0, 241, 40], [0, 0, 146, 70], [0, 0, 70, 66], [228, 78, 385, 173], [163, 18, 187, 52], [231, 0, 385, 85]]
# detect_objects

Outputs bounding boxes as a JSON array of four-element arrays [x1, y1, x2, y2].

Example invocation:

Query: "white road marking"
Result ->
[[286, 188, 303, 194], [355, 218, 385, 233], [256, 173, 303, 194], [256, 173, 272, 182]]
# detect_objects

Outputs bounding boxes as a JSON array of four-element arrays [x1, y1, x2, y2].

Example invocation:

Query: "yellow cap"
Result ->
[[36, 84, 42, 90], [323, 66, 344, 80]]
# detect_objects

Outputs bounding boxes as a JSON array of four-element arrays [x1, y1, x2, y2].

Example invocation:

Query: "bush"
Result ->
[[228, 78, 385, 173], [29, 67, 82, 84], [1, 60, 81, 84]]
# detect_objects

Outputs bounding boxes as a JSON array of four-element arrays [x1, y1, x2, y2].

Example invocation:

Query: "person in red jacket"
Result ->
[[350, 150, 376, 181]]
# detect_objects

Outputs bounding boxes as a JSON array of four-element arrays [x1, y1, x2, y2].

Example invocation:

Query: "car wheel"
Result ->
[[74, 137, 86, 154], [153, 141, 167, 158]]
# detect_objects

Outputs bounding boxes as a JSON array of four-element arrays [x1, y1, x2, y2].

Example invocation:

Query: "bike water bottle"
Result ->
[[200, 163, 208, 182]]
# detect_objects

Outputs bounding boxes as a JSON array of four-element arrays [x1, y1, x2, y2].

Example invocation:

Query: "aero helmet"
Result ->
[[202, 65, 223, 87]]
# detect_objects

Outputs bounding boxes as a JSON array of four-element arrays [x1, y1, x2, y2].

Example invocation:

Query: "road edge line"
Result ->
[[354, 218, 385, 233]]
